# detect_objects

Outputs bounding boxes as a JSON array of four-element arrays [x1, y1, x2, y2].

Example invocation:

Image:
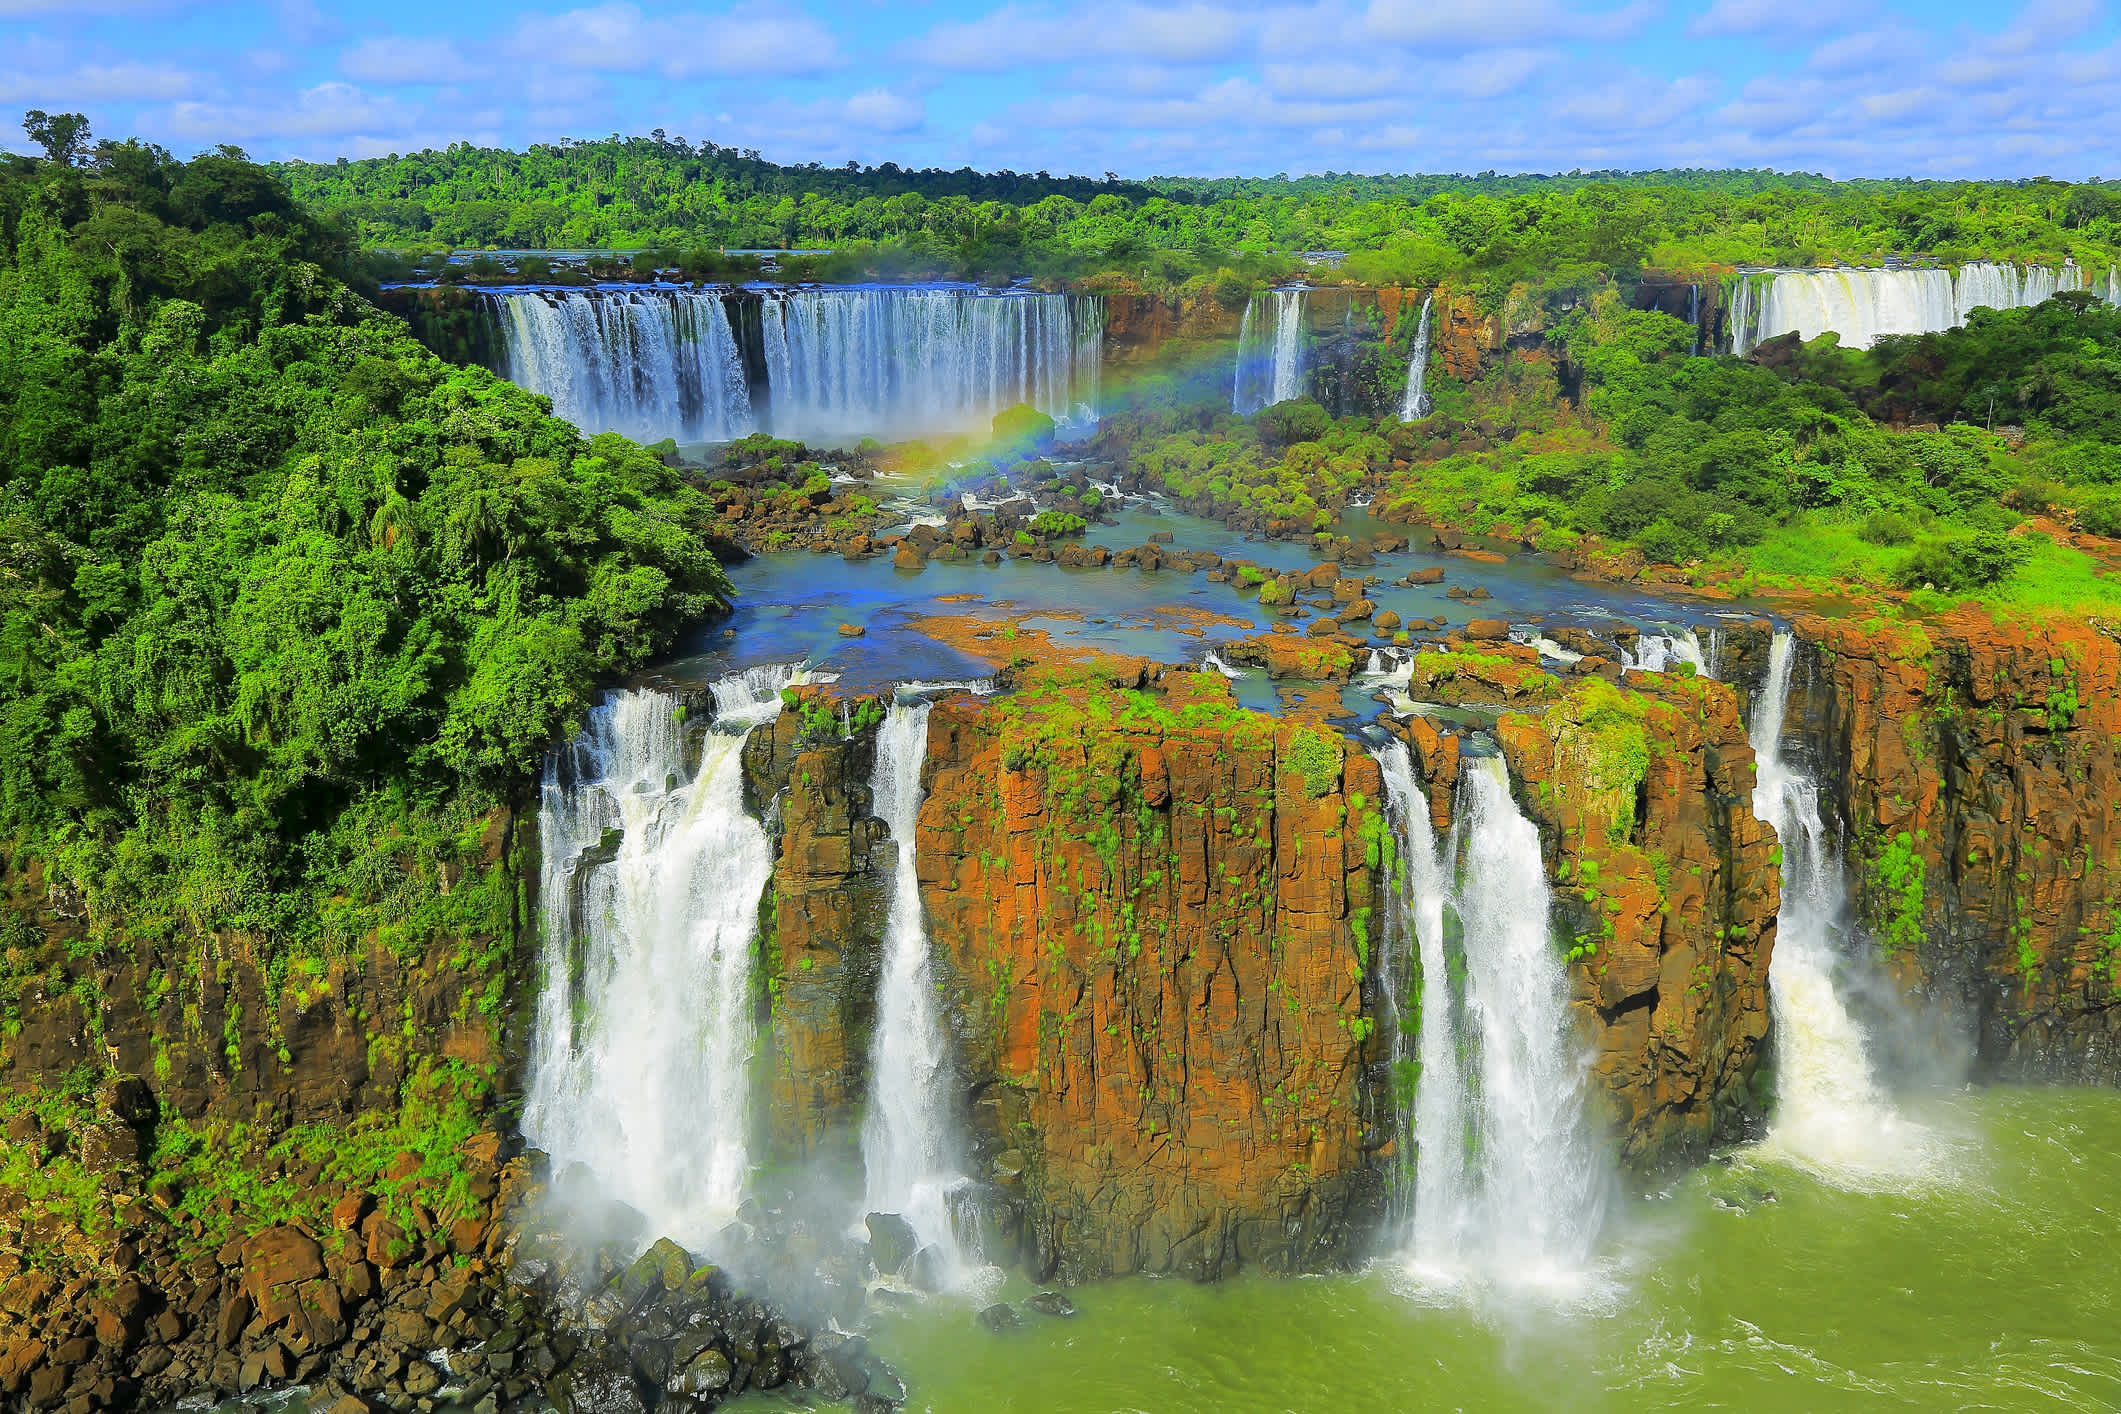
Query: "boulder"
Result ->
[[1025, 1291, 1076, 1317], [1465, 619, 1510, 641], [865, 1214, 918, 1277], [975, 1304, 1019, 1334], [892, 543, 925, 571], [1401, 567, 1445, 585]]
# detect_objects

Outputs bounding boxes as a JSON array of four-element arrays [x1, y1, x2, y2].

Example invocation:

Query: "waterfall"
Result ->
[[1733, 261, 2097, 353], [1231, 289, 1308, 415], [1749, 633, 1929, 1184], [482, 286, 1102, 446], [489, 288, 757, 444], [1624, 629, 1709, 676], [760, 288, 1103, 445], [1398, 295, 1434, 421], [522, 672, 796, 1248], [861, 696, 974, 1275], [1373, 744, 1468, 1267], [1375, 744, 1604, 1287]]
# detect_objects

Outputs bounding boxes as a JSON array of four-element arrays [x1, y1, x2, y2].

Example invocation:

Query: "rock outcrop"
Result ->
[[1789, 610, 2121, 1079]]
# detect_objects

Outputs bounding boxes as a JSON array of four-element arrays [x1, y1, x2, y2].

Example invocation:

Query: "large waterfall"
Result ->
[[1749, 633, 1929, 1184], [1398, 295, 1434, 422], [1231, 288, 1308, 415], [760, 288, 1102, 445], [861, 696, 974, 1274], [522, 672, 794, 1248], [481, 286, 1104, 446], [494, 288, 757, 445], [1375, 743, 1605, 1288], [1729, 260, 2110, 353]]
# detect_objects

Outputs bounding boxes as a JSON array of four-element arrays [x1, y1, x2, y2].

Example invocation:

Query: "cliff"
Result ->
[[1789, 610, 2121, 1079]]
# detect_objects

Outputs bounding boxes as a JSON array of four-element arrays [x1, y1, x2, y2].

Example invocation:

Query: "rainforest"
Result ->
[[3, 101, 2121, 1414]]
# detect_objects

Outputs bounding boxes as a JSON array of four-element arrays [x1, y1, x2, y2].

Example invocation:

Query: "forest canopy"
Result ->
[[282, 133, 2121, 292], [0, 123, 728, 954]]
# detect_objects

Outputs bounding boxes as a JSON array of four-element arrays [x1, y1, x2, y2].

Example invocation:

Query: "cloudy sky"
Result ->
[[4, 0, 2119, 178]]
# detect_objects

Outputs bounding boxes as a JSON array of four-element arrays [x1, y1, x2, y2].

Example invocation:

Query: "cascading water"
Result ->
[[492, 288, 757, 444], [1372, 743, 1467, 1267], [522, 671, 798, 1248], [482, 287, 1102, 445], [760, 288, 1103, 444], [1398, 295, 1435, 421], [1231, 289, 1307, 415], [1624, 629, 1709, 675], [1749, 632, 1930, 1184], [861, 696, 975, 1275], [1375, 744, 1605, 1288], [1730, 261, 2098, 353]]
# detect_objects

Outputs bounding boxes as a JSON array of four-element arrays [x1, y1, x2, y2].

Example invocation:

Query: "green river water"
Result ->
[[846, 1088, 2121, 1412]]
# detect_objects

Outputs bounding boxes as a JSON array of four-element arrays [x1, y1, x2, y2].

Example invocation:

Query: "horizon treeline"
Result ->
[[280, 133, 2121, 290]]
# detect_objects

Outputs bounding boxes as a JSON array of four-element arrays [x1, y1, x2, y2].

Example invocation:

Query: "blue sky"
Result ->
[[4, 0, 2120, 178]]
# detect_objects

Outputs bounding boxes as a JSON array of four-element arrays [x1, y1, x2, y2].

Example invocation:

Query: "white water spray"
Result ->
[[524, 674, 795, 1247], [1730, 261, 2098, 353], [1749, 632, 1931, 1185], [1375, 745, 1605, 1288], [861, 696, 975, 1275], [1624, 629, 1710, 676]]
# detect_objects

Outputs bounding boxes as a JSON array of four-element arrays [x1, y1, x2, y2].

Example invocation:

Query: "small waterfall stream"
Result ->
[[1398, 295, 1434, 421], [522, 673, 796, 1246], [861, 696, 974, 1273], [1749, 632, 1929, 1183], [1375, 743, 1604, 1288], [1232, 289, 1308, 414]]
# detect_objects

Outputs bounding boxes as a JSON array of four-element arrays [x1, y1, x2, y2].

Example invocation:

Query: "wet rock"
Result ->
[[864, 1214, 918, 1277], [892, 543, 926, 572], [975, 1304, 1019, 1333], [903, 1246, 946, 1293], [1465, 618, 1509, 641], [666, 1348, 731, 1397], [1401, 567, 1445, 585], [838, 623, 865, 637], [1024, 1291, 1075, 1317]]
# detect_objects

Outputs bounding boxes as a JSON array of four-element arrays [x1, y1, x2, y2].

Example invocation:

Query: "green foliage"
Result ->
[[1870, 830, 1928, 958], [1028, 510, 1087, 537], [0, 139, 728, 957], [1284, 727, 1340, 798]]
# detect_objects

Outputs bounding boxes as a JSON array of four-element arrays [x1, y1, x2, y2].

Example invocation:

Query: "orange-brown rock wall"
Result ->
[[1792, 611, 2121, 1077], [911, 697, 1387, 1281]]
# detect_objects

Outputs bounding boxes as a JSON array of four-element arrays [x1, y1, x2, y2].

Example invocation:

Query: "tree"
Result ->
[[22, 109, 91, 165]]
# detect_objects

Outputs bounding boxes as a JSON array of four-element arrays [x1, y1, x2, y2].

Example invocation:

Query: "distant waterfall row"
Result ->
[[1728, 260, 2121, 353], [484, 286, 1105, 446]]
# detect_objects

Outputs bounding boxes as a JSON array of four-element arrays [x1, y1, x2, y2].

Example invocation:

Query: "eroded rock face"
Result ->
[[1493, 672, 1778, 1165], [912, 681, 1387, 1282], [1789, 611, 2121, 1079]]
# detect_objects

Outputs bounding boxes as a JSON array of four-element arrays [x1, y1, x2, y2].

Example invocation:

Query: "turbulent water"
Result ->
[[1372, 744, 1604, 1289], [1231, 288, 1308, 414], [1398, 295, 1434, 421], [1747, 632, 1928, 1185], [482, 286, 1103, 444], [861, 696, 975, 1271], [1728, 260, 2112, 352], [1623, 628, 1709, 676], [521, 671, 795, 1248], [873, 1087, 2121, 1412]]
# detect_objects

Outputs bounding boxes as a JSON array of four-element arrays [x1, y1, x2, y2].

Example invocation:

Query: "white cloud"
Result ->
[[341, 37, 486, 85], [1436, 48, 1554, 98], [907, 3, 1251, 71], [1553, 73, 1717, 130], [1996, 0, 2103, 54], [1808, 28, 1914, 74], [1362, 0, 1653, 52], [1688, 0, 1853, 38], [0, 59, 197, 104], [512, 2, 843, 78], [166, 81, 423, 144], [844, 89, 925, 133]]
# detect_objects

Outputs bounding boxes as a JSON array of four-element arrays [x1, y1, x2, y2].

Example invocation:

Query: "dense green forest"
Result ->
[[0, 127, 727, 958], [286, 134, 2121, 291], [1099, 291, 2121, 609]]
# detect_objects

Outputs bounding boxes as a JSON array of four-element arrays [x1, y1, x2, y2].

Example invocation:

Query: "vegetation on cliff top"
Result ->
[[1099, 288, 2121, 613], [0, 120, 727, 959], [283, 133, 2120, 297]]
